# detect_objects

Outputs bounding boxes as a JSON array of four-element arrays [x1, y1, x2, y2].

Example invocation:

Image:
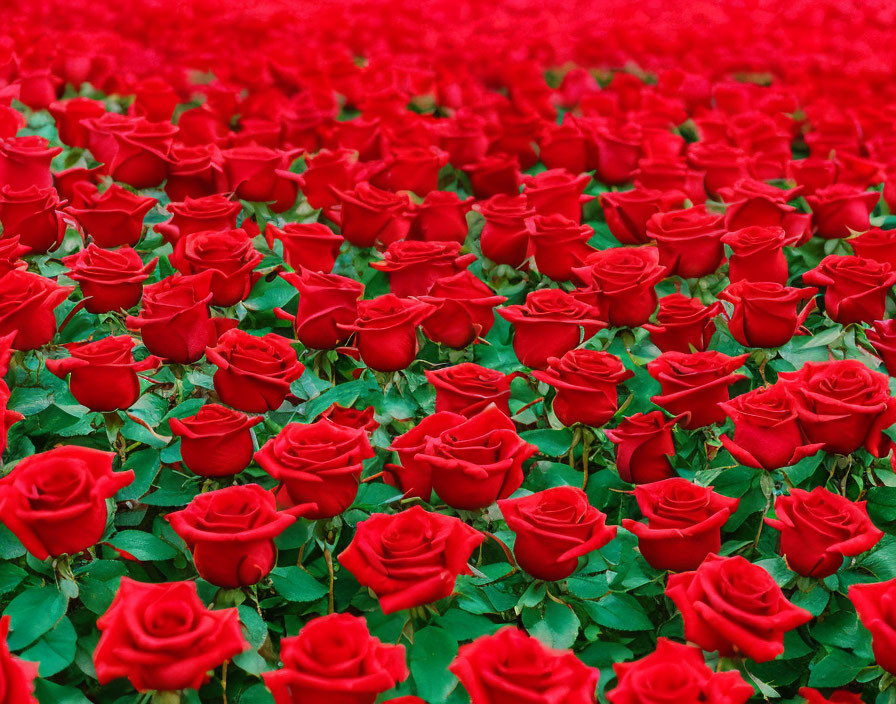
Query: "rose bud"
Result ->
[[48, 97, 106, 148], [648, 351, 748, 429], [385, 412, 466, 499], [633, 158, 707, 205], [473, 193, 535, 267], [0, 270, 73, 350], [867, 319, 896, 375], [279, 269, 363, 350], [803, 255, 896, 325], [94, 578, 246, 692], [330, 181, 412, 249], [65, 183, 157, 249], [339, 294, 435, 372], [265, 222, 344, 273], [408, 190, 473, 244], [606, 411, 687, 484], [206, 329, 304, 413], [799, 688, 864, 704], [339, 506, 483, 613], [418, 271, 506, 348], [666, 554, 812, 662], [765, 487, 883, 579], [643, 293, 721, 353], [154, 194, 241, 245], [778, 359, 896, 457], [720, 278, 814, 347], [718, 178, 811, 245], [849, 227, 896, 267], [0, 616, 38, 702], [461, 153, 521, 200], [0, 136, 61, 190], [532, 349, 633, 427], [164, 143, 228, 203], [608, 638, 754, 704], [46, 336, 160, 412], [599, 187, 686, 246], [425, 363, 514, 416], [719, 384, 824, 471], [319, 404, 378, 434], [370, 240, 476, 297], [105, 119, 178, 190], [263, 614, 407, 703], [787, 158, 838, 196], [167, 484, 296, 588], [721, 225, 794, 285], [62, 244, 157, 314], [526, 214, 596, 281], [0, 446, 133, 560], [498, 288, 605, 369], [170, 404, 263, 478], [0, 185, 67, 253], [499, 486, 616, 581], [221, 144, 300, 207], [646, 205, 726, 279], [170, 227, 262, 307], [255, 420, 375, 519], [687, 141, 749, 196], [297, 148, 360, 209], [414, 404, 537, 510], [451, 628, 599, 703], [522, 169, 592, 223], [125, 272, 215, 364], [622, 478, 739, 572], [590, 121, 643, 185], [850, 577, 896, 675], [806, 183, 880, 239]]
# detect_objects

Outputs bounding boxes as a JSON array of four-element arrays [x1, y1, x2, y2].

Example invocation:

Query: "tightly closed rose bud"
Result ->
[[721, 225, 794, 284], [418, 270, 505, 348], [461, 153, 521, 199], [279, 269, 363, 350], [409, 190, 473, 243], [803, 255, 896, 325], [643, 293, 721, 353], [718, 280, 817, 349], [207, 329, 304, 413], [340, 294, 434, 372], [171, 227, 262, 306], [425, 363, 514, 416], [648, 351, 747, 429], [0, 136, 60, 190], [499, 486, 616, 581], [0, 185, 67, 253], [765, 487, 882, 578], [498, 288, 605, 369], [473, 193, 535, 267], [94, 578, 246, 692], [849, 227, 896, 267], [65, 183, 157, 249], [850, 578, 896, 675], [255, 420, 375, 519], [778, 359, 896, 456], [0, 615, 38, 703], [522, 169, 592, 223], [719, 179, 811, 245], [526, 214, 596, 281], [154, 194, 242, 245], [320, 404, 378, 434], [0, 270, 73, 350], [621, 478, 739, 572], [48, 97, 106, 148], [0, 446, 133, 560], [806, 183, 879, 239], [265, 222, 344, 273], [599, 187, 686, 246], [605, 411, 687, 484], [167, 484, 296, 588], [370, 240, 476, 297], [451, 628, 599, 704], [263, 614, 408, 703], [608, 638, 753, 704], [339, 506, 483, 613], [331, 181, 412, 248], [646, 205, 726, 279], [666, 554, 812, 662], [385, 411, 466, 499], [867, 319, 896, 375], [63, 245, 157, 314], [169, 404, 263, 477]]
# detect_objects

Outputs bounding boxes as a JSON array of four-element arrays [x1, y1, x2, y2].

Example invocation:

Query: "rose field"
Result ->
[[5, 0, 896, 702]]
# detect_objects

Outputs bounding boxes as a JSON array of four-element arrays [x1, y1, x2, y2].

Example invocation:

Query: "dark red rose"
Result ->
[[0, 185, 67, 253], [718, 281, 817, 349], [522, 169, 592, 223], [605, 411, 687, 484], [719, 178, 811, 245], [418, 271, 505, 348], [263, 614, 407, 703], [633, 158, 706, 204], [0, 270, 72, 350], [850, 578, 896, 675], [0, 446, 133, 560], [154, 194, 241, 245], [331, 181, 412, 249], [0, 616, 38, 704], [803, 255, 896, 325], [265, 222, 344, 273], [408, 190, 473, 244], [48, 97, 106, 148], [622, 478, 739, 572], [105, 119, 177, 190], [170, 227, 262, 307], [255, 419, 375, 519], [867, 319, 896, 375], [320, 404, 378, 434], [0, 136, 61, 191], [94, 578, 246, 692], [385, 411, 466, 499], [279, 269, 363, 349], [526, 214, 596, 281], [63, 244, 157, 314], [297, 148, 360, 209], [498, 288, 605, 369], [167, 484, 296, 588], [370, 240, 476, 297], [0, 236, 28, 278], [499, 486, 616, 581], [806, 184, 880, 239], [461, 153, 521, 200], [590, 121, 642, 185], [425, 363, 514, 416], [599, 187, 686, 246], [849, 227, 896, 267], [787, 158, 838, 196], [646, 205, 726, 279], [170, 404, 262, 477], [65, 183, 157, 248], [473, 193, 535, 267], [687, 141, 749, 196], [721, 225, 794, 284], [666, 554, 812, 662], [643, 293, 721, 353]]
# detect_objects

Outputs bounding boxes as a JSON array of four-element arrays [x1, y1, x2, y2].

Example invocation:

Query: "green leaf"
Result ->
[[107, 530, 178, 561], [20, 617, 77, 676], [0, 562, 27, 593], [524, 599, 580, 649], [409, 626, 459, 702], [3, 586, 68, 649], [582, 593, 653, 631], [269, 567, 328, 602], [34, 680, 93, 704], [808, 648, 869, 687], [520, 428, 574, 457]]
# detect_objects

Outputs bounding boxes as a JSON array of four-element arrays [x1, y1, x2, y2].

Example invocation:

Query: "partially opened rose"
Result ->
[[370, 240, 475, 297], [605, 411, 687, 484], [0, 270, 73, 350], [170, 227, 262, 307], [850, 577, 896, 675], [385, 411, 465, 499], [806, 183, 879, 239], [425, 363, 514, 416], [169, 404, 263, 478], [265, 222, 344, 273], [803, 255, 896, 325], [419, 270, 505, 348], [154, 194, 242, 245], [643, 293, 721, 353], [0, 616, 38, 704], [646, 205, 726, 279], [280, 269, 364, 350], [63, 245, 157, 314], [718, 281, 817, 349], [473, 193, 534, 267], [0, 184, 67, 253], [65, 182, 157, 248], [599, 187, 685, 245]]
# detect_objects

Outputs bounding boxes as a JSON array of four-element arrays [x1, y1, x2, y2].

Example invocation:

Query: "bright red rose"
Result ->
[[425, 363, 514, 416], [0, 136, 60, 191], [48, 97, 106, 148], [0, 270, 73, 350], [806, 184, 880, 239], [280, 269, 363, 350], [373, 145, 449, 195], [522, 169, 592, 223], [643, 293, 721, 353], [0, 185, 67, 253], [799, 688, 864, 704], [633, 158, 706, 204], [297, 148, 360, 209], [687, 141, 749, 196], [320, 404, 378, 434], [526, 214, 596, 281], [62, 244, 157, 314], [867, 319, 896, 375], [385, 411, 466, 499], [170, 227, 262, 307], [220, 144, 300, 207], [370, 240, 476, 297], [590, 122, 642, 185], [170, 404, 262, 477], [461, 153, 521, 200], [265, 222, 344, 273], [154, 195, 242, 245], [418, 271, 505, 348], [52, 165, 103, 203], [0, 616, 38, 704], [65, 183, 157, 248], [408, 190, 473, 244], [473, 193, 535, 267], [331, 181, 412, 249], [646, 205, 726, 279], [787, 158, 838, 197], [849, 227, 896, 267], [850, 578, 896, 675], [803, 255, 896, 325], [538, 117, 589, 174], [599, 187, 686, 246], [719, 179, 811, 245], [164, 143, 228, 203], [105, 119, 178, 190], [718, 281, 817, 349], [721, 225, 794, 284], [0, 236, 27, 278]]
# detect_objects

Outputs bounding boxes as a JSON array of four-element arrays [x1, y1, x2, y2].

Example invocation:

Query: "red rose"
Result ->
[[643, 293, 721, 353], [164, 144, 228, 203], [425, 363, 514, 416], [340, 294, 435, 372], [778, 360, 896, 457], [0, 136, 60, 190], [206, 329, 304, 413], [461, 153, 521, 200], [255, 419, 375, 519], [0, 185, 67, 253], [408, 190, 473, 244], [522, 169, 592, 223], [280, 269, 363, 350], [339, 505, 483, 613], [320, 404, 378, 434], [799, 688, 864, 704], [719, 384, 824, 471], [721, 225, 794, 284], [622, 478, 739, 572], [263, 614, 407, 703], [373, 146, 449, 196], [472, 193, 535, 267], [65, 183, 157, 248], [646, 206, 726, 279], [0, 237, 27, 278], [450, 628, 599, 704], [0, 446, 133, 560], [331, 181, 412, 249], [94, 578, 246, 692], [666, 554, 812, 662], [499, 486, 616, 581], [62, 244, 157, 314], [265, 222, 344, 273], [131, 77, 181, 121], [48, 97, 106, 148], [526, 214, 596, 281], [719, 179, 811, 245], [850, 578, 896, 675], [590, 122, 642, 185], [170, 227, 262, 307], [0, 270, 73, 350], [718, 280, 817, 349], [648, 351, 748, 429], [105, 119, 178, 190], [806, 184, 880, 239], [867, 319, 896, 375], [385, 411, 466, 499], [633, 158, 706, 205], [803, 255, 896, 325], [0, 616, 38, 704], [787, 158, 838, 196], [170, 404, 262, 477], [687, 141, 749, 196], [83, 112, 136, 165], [370, 240, 476, 297], [46, 335, 160, 412], [297, 148, 360, 209], [849, 227, 896, 267], [599, 187, 686, 246], [53, 165, 102, 203], [765, 487, 882, 578], [221, 144, 299, 209], [608, 638, 753, 704], [414, 404, 537, 510], [538, 117, 589, 174], [418, 271, 506, 348], [154, 194, 241, 245], [167, 484, 296, 588], [498, 288, 605, 369]]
